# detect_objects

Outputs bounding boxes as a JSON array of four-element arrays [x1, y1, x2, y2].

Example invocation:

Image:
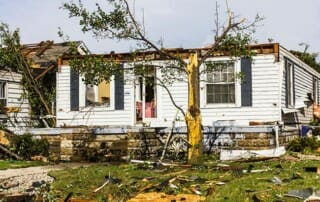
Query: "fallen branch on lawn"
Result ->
[[0, 144, 23, 160]]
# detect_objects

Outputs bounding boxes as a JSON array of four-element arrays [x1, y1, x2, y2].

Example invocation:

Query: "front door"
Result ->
[[135, 66, 157, 123]]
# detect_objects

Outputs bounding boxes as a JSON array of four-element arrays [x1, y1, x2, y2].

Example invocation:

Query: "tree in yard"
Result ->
[[290, 44, 320, 73], [62, 0, 262, 164], [0, 23, 56, 127]]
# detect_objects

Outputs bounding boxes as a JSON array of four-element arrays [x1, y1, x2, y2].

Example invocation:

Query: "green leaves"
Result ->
[[0, 23, 22, 71], [62, 0, 135, 39], [70, 55, 123, 85]]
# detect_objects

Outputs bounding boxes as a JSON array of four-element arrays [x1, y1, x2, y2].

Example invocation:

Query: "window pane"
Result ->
[[0, 82, 5, 99], [206, 62, 235, 104], [207, 83, 235, 104]]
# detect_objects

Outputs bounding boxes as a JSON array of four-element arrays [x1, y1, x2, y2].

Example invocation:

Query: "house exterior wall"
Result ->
[[148, 54, 281, 127], [0, 70, 31, 129], [200, 54, 281, 126], [56, 65, 134, 127], [56, 54, 283, 127], [56, 44, 320, 128], [279, 47, 320, 125]]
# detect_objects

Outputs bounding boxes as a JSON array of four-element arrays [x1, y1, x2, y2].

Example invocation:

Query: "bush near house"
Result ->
[[287, 137, 320, 154], [10, 134, 49, 159]]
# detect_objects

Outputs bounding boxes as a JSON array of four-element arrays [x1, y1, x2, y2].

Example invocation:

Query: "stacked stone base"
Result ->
[[31, 127, 299, 162]]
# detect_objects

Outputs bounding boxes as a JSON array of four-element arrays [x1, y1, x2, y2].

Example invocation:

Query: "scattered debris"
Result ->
[[93, 174, 121, 193], [205, 186, 215, 197], [156, 176, 176, 192], [130, 159, 191, 168], [127, 192, 205, 202], [220, 146, 286, 161], [270, 176, 282, 185], [304, 167, 320, 174], [243, 168, 271, 173], [252, 192, 269, 202], [215, 182, 226, 186], [190, 186, 202, 195], [30, 155, 48, 162], [284, 188, 320, 200], [163, 169, 188, 177]]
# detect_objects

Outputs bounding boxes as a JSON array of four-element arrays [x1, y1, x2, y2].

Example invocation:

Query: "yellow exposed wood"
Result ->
[[185, 53, 203, 164]]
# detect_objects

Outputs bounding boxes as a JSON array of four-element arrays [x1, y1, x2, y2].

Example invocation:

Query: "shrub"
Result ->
[[287, 137, 320, 154], [10, 134, 49, 159]]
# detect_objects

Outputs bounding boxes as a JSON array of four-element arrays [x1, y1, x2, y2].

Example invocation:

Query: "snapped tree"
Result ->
[[62, 0, 262, 163], [0, 23, 56, 127]]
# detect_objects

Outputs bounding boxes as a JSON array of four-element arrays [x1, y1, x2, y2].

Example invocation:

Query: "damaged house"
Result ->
[[56, 43, 320, 131], [0, 40, 88, 131]]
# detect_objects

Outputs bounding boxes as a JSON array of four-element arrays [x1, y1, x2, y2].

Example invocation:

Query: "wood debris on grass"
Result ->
[[127, 192, 205, 202]]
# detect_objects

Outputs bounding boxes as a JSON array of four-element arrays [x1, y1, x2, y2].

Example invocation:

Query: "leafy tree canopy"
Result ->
[[290, 50, 320, 73]]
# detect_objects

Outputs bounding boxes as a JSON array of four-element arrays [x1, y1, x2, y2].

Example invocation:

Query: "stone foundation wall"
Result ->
[[31, 127, 299, 162], [38, 128, 130, 161]]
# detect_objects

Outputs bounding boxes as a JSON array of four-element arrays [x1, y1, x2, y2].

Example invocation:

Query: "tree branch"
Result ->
[[156, 78, 186, 117], [123, 0, 187, 67], [199, 12, 245, 66]]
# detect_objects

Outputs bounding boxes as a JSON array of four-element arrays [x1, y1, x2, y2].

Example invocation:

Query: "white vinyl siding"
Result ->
[[0, 70, 31, 129], [280, 46, 320, 125], [56, 65, 134, 127], [286, 60, 294, 107], [154, 55, 281, 127]]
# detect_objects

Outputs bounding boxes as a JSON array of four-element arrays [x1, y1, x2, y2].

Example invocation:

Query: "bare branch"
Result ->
[[199, 15, 245, 66], [122, 0, 187, 67], [156, 78, 186, 117]]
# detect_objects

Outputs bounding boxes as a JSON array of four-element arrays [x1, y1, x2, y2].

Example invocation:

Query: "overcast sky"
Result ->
[[0, 0, 319, 57]]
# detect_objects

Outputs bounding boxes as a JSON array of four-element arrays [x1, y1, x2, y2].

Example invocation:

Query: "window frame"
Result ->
[[313, 77, 319, 104], [285, 60, 295, 108], [79, 76, 115, 111], [0, 81, 7, 108], [202, 59, 241, 108]]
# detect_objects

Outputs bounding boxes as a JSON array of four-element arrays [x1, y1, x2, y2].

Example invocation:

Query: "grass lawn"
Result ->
[[48, 155, 320, 201], [0, 160, 46, 170]]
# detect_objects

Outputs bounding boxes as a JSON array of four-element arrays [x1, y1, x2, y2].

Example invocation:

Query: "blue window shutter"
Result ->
[[241, 57, 252, 106], [114, 66, 124, 110], [70, 69, 79, 111]]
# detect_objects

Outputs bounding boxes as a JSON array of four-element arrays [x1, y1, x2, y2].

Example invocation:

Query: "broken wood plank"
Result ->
[[93, 180, 109, 193]]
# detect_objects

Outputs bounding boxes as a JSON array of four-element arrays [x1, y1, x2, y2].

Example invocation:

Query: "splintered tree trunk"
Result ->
[[185, 53, 203, 164]]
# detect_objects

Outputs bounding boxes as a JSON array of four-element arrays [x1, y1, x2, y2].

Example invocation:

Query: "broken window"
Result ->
[[86, 80, 111, 107], [0, 81, 7, 108], [206, 62, 235, 104]]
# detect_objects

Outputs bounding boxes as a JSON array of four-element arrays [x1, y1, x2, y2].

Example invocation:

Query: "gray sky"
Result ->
[[0, 0, 319, 57]]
